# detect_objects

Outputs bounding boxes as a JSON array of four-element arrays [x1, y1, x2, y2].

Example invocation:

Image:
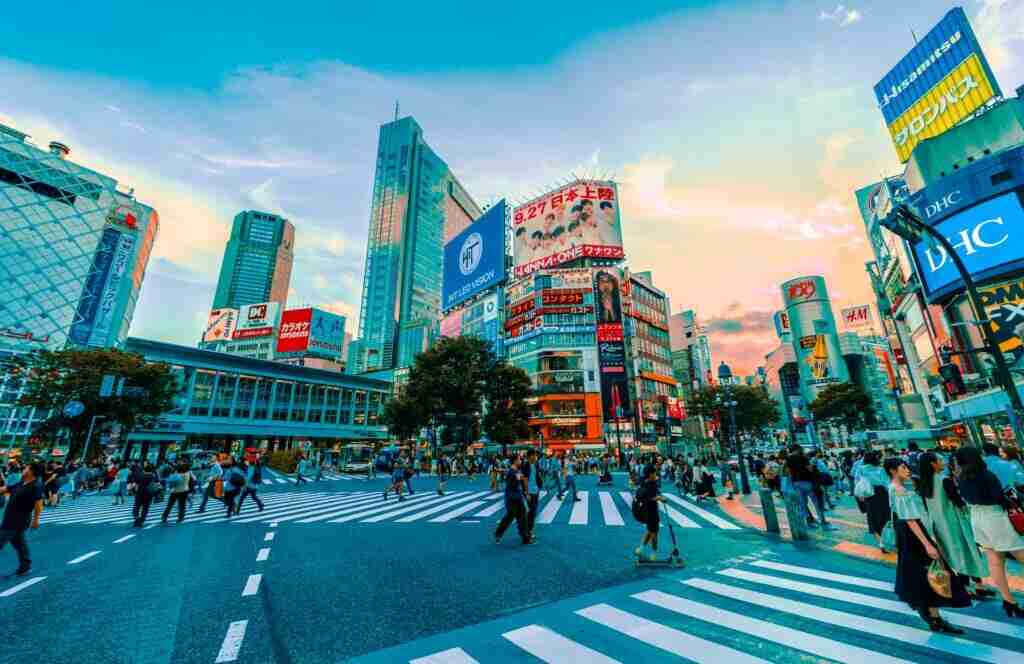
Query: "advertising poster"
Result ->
[[308, 309, 346, 360], [440, 309, 463, 338], [203, 308, 238, 343], [912, 191, 1024, 301], [841, 305, 873, 330], [69, 228, 120, 345], [873, 7, 1000, 162], [277, 308, 313, 353], [980, 276, 1024, 368], [594, 269, 630, 421], [442, 200, 507, 311], [773, 310, 791, 339], [233, 302, 280, 339], [782, 276, 849, 404], [89, 232, 136, 346], [512, 180, 624, 278]]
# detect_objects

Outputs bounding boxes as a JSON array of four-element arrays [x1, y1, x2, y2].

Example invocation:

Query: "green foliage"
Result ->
[[809, 382, 878, 430], [382, 391, 428, 443], [687, 384, 779, 438], [267, 448, 303, 474], [12, 348, 178, 459], [482, 362, 533, 454]]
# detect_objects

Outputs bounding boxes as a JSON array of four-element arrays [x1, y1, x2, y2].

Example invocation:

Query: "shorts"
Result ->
[[645, 511, 660, 534]]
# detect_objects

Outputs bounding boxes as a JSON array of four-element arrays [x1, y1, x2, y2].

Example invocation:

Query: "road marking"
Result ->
[[598, 492, 624, 526], [576, 603, 769, 663], [410, 647, 480, 664], [503, 624, 621, 663], [264, 532, 275, 541], [67, 550, 101, 565], [269, 522, 279, 527], [663, 493, 739, 529], [231, 494, 368, 524], [241, 574, 262, 597], [0, 576, 46, 597], [327, 492, 443, 523], [112, 534, 135, 544], [748, 559, 892, 591], [473, 500, 505, 517], [256, 548, 270, 562], [683, 577, 1021, 663], [295, 491, 434, 523], [429, 500, 486, 523], [390, 492, 492, 523], [535, 494, 564, 524], [568, 491, 588, 524], [215, 620, 248, 662], [634, 588, 911, 664], [719, 567, 1024, 641]]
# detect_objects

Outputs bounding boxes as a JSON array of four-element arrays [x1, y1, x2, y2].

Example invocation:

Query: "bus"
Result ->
[[340, 443, 375, 473]]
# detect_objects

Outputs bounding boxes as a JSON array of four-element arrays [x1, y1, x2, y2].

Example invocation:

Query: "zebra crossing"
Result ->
[[37, 489, 741, 530], [355, 554, 1024, 663], [259, 469, 362, 484]]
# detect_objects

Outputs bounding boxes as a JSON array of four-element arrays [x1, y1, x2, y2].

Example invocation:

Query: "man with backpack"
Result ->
[[633, 464, 666, 561], [236, 459, 265, 513], [522, 449, 542, 541], [494, 455, 532, 546], [197, 457, 224, 513], [161, 462, 192, 524], [132, 463, 159, 528], [222, 457, 246, 517]]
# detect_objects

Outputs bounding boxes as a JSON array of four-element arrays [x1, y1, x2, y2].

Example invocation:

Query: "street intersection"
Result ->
[[3, 473, 1024, 663]]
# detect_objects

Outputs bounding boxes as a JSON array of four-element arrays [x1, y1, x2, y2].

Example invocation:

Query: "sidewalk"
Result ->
[[719, 484, 1024, 591]]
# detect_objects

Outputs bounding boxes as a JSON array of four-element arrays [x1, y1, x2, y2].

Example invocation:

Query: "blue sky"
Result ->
[[2, 1, 1023, 372]]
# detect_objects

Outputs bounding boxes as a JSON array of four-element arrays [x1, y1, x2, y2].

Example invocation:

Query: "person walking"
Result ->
[[403, 459, 416, 495], [886, 458, 970, 633], [855, 451, 892, 551], [786, 447, 835, 530], [295, 455, 310, 485], [236, 460, 265, 513], [384, 460, 405, 501], [131, 463, 158, 528], [635, 464, 667, 561], [720, 459, 736, 500], [197, 458, 224, 513], [222, 458, 246, 517], [161, 462, 192, 524], [955, 446, 1024, 617], [549, 454, 564, 498], [494, 456, 532, 545], [314, 455, 325, 481], [917, 452, 994, 600], [0, 461, 44, 576], [111, 462, 130, 506], [563, 453, 580, 502], [436, 455, 449, 496], [523, 449, 542, 541]]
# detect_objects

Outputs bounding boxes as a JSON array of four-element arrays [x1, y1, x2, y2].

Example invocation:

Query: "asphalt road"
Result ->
[[3, 472, 1023, 663]]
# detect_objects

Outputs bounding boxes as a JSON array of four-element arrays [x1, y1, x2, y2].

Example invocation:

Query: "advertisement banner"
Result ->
[[666, 397, 686, 420], [841, 305, 873, 330], [506, 275, 534, 303], [482, 293, 499, 322], [979, 276, 1024, 368], [912, 191, 1024, 301], [69, 228, 120, 345], [440, 309, 463, 338], [547, 268, 593, 289], [594, 268, 630, 421], [542, 289, 586, 306], [873, 347, 899, 389], [442, 200, 507, 311], [89, 232, 136, 346], [308, 309, 345, 360], [773, 310, 791, 339], [874, 7, 1000, 162], [203, 308, 238, 343], [781, 276, 849, 404], [233, 302, 279, 340], [512, 180, 624, 278], [276, 308, 313, 353]]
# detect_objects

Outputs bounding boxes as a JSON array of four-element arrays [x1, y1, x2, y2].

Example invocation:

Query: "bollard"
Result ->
[[783, 491, 810, 541], [759, 488, 780, 534]]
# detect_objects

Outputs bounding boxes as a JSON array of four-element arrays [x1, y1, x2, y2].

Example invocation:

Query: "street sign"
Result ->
[[100, 374, 117, 398], [63, 400, 85, 418]]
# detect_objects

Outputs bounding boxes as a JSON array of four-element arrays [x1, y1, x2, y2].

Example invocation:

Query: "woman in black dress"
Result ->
[[886, 458, 970, 633]]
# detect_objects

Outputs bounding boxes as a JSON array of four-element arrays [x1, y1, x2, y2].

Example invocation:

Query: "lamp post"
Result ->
[[717, 361, 751, 495]]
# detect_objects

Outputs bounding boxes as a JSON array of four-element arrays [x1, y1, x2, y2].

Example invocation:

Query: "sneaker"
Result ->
[[634, 546, 644, 557], [573, 498, 581, 502], [14, 566, 31, 576], [494, 535, 501, 544], [525, 537, 538, 545]]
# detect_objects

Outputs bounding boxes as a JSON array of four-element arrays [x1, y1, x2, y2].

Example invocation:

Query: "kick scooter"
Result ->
[[636, 502, 684, 568]]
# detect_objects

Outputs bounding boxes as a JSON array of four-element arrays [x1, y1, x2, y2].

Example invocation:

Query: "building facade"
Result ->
[[212, 210, 294, 311], [626, 272, 679, 446], [354, 116, 480, 373], [0, 122, 159, 354]]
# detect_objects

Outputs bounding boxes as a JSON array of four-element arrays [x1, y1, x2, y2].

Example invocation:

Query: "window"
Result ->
[[253, 380, 272, 419], [291, 383, 310, 421], [190, 371, 216, 416], [234, 377, 257, 418], [353, 390, 367, 425], [273, 381, 293, 421]]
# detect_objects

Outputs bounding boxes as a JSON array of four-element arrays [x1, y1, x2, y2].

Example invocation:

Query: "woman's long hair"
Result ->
[[917, 452, 939, 499], [954, 446, 986, 481]]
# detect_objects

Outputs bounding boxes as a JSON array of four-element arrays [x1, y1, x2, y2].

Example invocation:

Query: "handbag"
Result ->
[[881, 521, 896, 551], [854, 477, 874, 499], [1009, 508, 1024, 536], [928, 558, 953, 599]]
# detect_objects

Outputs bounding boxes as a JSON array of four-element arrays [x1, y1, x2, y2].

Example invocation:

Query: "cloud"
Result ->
[[704, 306, 776, 336], [972, 0, 1024, 75], [818, 5, 863, 27]]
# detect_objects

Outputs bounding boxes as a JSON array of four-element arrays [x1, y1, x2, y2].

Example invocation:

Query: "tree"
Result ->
[[382, 391, 428, 444], [809, 382, 877, 432], [481, 362, 533, 456], [13, 347, 178, 459], [687, 384, 780, 442]]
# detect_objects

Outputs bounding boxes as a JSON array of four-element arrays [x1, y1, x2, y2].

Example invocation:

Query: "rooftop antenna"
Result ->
[[911, 29, 918, 44], [394, 100, 400, 121]]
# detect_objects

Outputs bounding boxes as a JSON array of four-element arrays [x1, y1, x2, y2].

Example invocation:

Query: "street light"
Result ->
[[717, 361, 751, 495]]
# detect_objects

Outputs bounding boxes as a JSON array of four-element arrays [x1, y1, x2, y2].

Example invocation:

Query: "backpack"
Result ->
[[631, 489, 647, 523], [228, 471, 245, 488], [146, 478, 161, 496], [252, 465, 262, 483]]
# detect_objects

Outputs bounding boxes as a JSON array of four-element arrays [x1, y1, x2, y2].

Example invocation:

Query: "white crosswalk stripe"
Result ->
[[395, 557, 1024, 663]]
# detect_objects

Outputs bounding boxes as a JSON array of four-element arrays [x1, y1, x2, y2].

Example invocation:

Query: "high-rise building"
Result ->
[[354, 116, 480, 372], [0, 122, 159, 354], [212, 210, 294, 311]]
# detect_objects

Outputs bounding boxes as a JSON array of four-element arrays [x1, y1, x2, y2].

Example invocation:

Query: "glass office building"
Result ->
[[354, 116, 480, 372], [212, 210, 294, 310], [0, 122, 159, 354]]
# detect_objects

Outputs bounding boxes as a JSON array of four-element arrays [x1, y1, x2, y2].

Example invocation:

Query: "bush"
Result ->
[[268, 449, 303, 474]]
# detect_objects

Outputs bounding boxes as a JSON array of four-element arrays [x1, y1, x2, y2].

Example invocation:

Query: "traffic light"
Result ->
[[939, 363, 967, 399]]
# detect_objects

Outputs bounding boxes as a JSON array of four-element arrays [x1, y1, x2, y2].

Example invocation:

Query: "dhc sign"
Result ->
[[913, 191, 1024, 300]]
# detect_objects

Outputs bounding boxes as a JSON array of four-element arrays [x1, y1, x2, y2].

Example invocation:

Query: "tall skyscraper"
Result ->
[[354, 116, 480, 372], [212, 210, 294, 310], [0, 122, 159, 353]]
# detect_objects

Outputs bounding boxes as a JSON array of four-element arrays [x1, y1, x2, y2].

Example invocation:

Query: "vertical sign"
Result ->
[[69, 228, 120, 345], [594, 269, 630, 422]]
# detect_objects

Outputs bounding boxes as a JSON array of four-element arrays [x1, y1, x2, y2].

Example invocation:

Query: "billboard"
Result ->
[[594, 268, 630, 422], [874, 8, 1000, 162], [309, 309, 346, 360], [841, 305, 873, 330], [440, 309, 463, 338], [773, 310, 791, 339], [69, 228, 120, 345], [89, 232, 136, 346], [912, 191, 1024, 301], [277, 308, 313, 353], [512, 180, 624, 278], [442, 200, 507, 311], [233, 302, 279, 339], [979, 276, 1024, 368], [203, 308, 238, 343], [781, 276, 850, 404]]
